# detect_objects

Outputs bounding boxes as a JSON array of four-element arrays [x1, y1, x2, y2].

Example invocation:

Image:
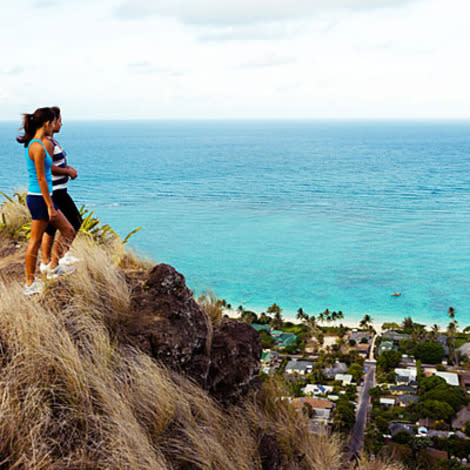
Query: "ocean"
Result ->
[[1, 120, 469, 326]]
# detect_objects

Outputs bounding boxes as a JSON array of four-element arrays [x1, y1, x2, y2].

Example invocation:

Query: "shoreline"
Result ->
[[223, 307, 385, 334], [222, 304, 461, 334]]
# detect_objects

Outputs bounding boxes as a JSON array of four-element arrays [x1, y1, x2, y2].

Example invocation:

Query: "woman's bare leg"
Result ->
[[26, 219, 49, 285], [41, 232, 54, 264], [49, 210, 75, 269]]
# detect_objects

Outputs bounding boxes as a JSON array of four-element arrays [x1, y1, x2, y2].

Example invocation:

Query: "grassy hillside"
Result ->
[[0, 194, 404, 469]]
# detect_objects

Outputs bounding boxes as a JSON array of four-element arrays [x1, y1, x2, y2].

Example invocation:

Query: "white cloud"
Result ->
[[114, 0, 419, 25]]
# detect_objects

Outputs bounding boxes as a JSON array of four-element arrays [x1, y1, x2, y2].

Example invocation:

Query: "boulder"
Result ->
[[207, 318, 262, 402], [128, 264, 262, 402], [258, 434, 281, 470], [128, 264, 210, 387]]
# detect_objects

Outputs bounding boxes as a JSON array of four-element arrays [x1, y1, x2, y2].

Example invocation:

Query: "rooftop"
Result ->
[[433, 371, 459, 386], [291, 397, 334, 410]]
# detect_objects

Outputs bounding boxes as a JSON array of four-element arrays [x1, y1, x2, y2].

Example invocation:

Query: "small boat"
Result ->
[[391, 293, 401, 297]]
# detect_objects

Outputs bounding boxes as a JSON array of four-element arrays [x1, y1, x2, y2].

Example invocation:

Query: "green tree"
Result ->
[[333, 398, 356, 433], [258, 330, 275, 349], [421, 384, 466, 412], [382, 322, 400, 331], [377, 349, 402, 372], [413, 341, 445, 364], [348, 363, 363, 383], [258, 312, 270, 324], [241, 310, 258, 324], [402, 316, 414, 333], [415, 399, 454, 421]]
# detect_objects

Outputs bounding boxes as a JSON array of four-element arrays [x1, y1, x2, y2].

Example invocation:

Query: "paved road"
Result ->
[[348, 361, 376, 458]]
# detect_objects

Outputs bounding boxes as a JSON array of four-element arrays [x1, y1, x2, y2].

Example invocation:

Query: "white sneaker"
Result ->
[[47, 264, 76, 280], [40, 262, 52, 274], [59, 252, 79, 266], [24, 280, 44, 296]]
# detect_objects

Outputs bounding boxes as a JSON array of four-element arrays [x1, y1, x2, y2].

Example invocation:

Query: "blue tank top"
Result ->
[[26, 138, 53, 195]]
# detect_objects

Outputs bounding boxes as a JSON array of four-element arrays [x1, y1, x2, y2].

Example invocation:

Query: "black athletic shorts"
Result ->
[[45, 189, 83, 236]]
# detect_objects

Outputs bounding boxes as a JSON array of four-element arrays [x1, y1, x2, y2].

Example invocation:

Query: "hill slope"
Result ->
[[0, 197, 403, 469]]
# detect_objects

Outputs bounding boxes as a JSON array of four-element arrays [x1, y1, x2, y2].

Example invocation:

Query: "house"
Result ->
[[380, 398, 396, 406], [382, 331, 411, 342], [397, 394, 419, 407], [323, 362, 348, 379], [377, 341, 397, 356], [433, 371, 459, 387], [460, 373, 470, 393], [291, 397, 335, 421], [353, 343, 370, 356], [252, 324, 271, 333], [436, 334, 449, 355], [458, 342, 470, 357], [452, 407, 470, 430], [394, 367, 417, 385], [303, 384, 334, 396], [285, 360, 313, 375], [261, 349, 278, 365], [271, 330, 297, 349], [335, 374, 353, 385], [389, 422, 414, 436], [349, 331, 372, 344]]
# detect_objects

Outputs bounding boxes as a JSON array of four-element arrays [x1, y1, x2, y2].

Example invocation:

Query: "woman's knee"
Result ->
[[65, 226, 76, 239]]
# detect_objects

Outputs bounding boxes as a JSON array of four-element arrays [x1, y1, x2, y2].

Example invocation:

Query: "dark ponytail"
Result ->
[[16, 107, 55, 147]]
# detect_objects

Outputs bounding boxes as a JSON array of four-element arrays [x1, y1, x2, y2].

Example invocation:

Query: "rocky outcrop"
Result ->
[[207, 318, 262, 402], [128, 264, 211, 388], [127, 264, 262, 403], [258, 434, 281, 470]]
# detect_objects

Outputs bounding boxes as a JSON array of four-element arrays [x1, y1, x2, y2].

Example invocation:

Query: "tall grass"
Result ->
[[0, 191, 30, 240], [0, 216, 407, 469]]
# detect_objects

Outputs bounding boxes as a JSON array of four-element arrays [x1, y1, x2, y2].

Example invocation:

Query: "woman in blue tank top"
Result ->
[[17, 107, 76, 295]]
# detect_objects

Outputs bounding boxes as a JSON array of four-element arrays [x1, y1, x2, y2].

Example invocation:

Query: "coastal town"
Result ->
[[232, 303, 470, 469]]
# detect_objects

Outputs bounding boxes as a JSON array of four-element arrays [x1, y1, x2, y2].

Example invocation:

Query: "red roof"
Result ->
[[292, 397, 334, 410]]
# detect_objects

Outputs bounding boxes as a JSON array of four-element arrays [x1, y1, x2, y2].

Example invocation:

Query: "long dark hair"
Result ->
[[16, 107, 55, 147], [51, 106, 61, 120]]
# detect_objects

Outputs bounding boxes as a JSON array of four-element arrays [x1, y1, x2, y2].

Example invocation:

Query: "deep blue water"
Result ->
[[1, 120, 469, 326]]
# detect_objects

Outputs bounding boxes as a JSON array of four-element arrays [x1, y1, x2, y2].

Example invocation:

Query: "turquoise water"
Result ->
[[1, 120, 469, 326]]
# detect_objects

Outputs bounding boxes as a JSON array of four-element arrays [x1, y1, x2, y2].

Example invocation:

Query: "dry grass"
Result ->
[[197, 291, 224, 328], [356, 455, 407, 470], [0, 192, 30, 240], [0, 228, 398, 469]]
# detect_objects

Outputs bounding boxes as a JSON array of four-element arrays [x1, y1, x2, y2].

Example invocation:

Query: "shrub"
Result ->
[[413, 342, 445, 364]]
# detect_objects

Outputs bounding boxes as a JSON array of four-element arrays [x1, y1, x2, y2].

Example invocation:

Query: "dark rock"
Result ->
[[128, 264, 211, 387], [127, 264, 263, 402], [258, 434, 281, 470], [207, 318, 262, 402]]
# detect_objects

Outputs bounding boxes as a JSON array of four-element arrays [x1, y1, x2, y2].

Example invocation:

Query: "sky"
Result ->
[[1, 0, 470, 120]]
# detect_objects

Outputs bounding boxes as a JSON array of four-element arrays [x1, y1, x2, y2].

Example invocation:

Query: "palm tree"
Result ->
[[448, 321, 457, 365], [360, 314, 372, 329], [297, 307, 307, 322], [270, 311, 284, 330], [430, 324, 439, 341], [318, 311, 325, 324], [267, 303, 282, 316], [331, 311, 338, 327], [324, 309, 331, 325], [448, 306, 456, 320], [337, 311, 344, 323]]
